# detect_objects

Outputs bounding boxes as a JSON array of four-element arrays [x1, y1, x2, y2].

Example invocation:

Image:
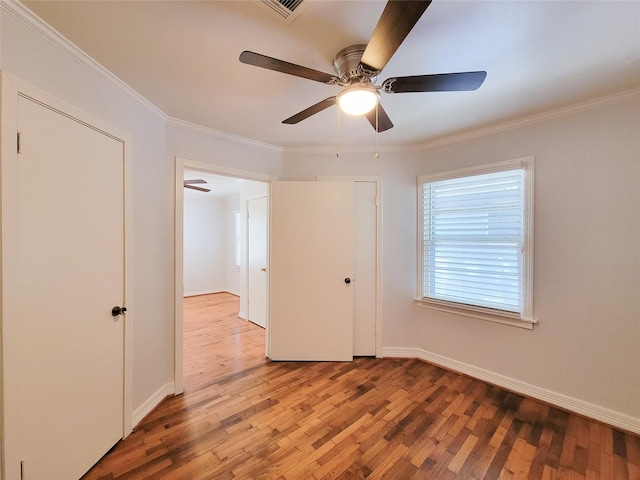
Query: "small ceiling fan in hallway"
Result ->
[[183, 179, 210, 193], [239, 0, 487, 132]]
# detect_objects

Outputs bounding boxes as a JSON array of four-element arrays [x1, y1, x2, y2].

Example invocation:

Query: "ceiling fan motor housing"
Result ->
[[333, 44, 378, 83]]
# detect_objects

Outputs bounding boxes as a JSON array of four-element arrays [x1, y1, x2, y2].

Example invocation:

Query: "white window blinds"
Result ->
[[421, 168, 525, 314]]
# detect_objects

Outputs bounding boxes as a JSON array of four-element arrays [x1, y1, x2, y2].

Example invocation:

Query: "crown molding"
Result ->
[[283, 143, 423, 155], [282, 88, 639, 155], [167, 117, 283, 153], [419, 88, 640, 151], [5, 0, 637, 155], [2, 0, 167, 122]]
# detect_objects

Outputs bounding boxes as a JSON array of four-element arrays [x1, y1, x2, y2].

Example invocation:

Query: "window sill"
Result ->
[[414, 298, 536, 330]]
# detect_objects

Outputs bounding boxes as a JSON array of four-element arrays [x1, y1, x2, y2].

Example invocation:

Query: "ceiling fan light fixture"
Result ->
[[337, 85, 379, 116]]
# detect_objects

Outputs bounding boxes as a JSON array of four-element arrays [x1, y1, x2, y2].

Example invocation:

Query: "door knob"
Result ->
[[344, 278, 351, 284], [112, 306, 127, 317], [261, 268, 267, 272]]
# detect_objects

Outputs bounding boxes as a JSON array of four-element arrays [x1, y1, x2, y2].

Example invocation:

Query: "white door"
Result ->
[[269, 181, 354, 361], [353, 181, 377, 355], [15, 95, 125, 478], [248, 196, 268, 328]]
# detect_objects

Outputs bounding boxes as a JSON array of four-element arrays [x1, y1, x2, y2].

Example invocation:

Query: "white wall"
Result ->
[[183, 194, 225, 296], [282, 94, 640, 428], [183, 193, 241, 297]]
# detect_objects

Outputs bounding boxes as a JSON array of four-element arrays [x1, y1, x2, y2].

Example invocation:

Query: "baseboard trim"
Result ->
[[184, 289, 223, 297], [382, 347, 639, 435], [131, 382, 175, 429], [184, 289, 240, 298]]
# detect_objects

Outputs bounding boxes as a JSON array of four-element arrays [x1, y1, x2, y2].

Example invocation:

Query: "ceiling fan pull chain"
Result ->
[[336, 107, 341, 158], [374, 103, 380, 159]]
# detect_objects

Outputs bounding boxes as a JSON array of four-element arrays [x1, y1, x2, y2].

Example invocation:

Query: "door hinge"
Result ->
[[17, 132, 22, 154], [20, 459, 25, 480]]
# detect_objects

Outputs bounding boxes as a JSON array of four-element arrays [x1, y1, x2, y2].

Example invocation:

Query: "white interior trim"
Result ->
[[184, 289, 228, 298], [8, 0, 637, 159], [414, 298, 535, 330], [174, 157, 277, 394], [168, 117, 282, 153], [282, 89, 640, 154], [7, 0, 637, 158], [382, 347, 640, 435], [419, 88, 640, 151], [285, 144, 424, 155], [131, 382, 175, 429]]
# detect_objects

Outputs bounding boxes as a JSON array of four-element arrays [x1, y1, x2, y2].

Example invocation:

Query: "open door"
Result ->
[[269, 181, 354, 361], [248, 195, 268, 328]]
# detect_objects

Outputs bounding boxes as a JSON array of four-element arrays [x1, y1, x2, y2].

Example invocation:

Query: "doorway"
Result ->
[[174, 157, 275, 394]]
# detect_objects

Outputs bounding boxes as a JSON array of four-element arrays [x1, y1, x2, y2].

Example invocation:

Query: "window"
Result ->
[[418, 158, 534, 327], [234, 211, 241, 268]]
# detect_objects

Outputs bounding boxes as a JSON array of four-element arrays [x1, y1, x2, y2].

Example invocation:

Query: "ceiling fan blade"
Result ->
[[184, 179, 206, 185], [383, 71, 487, 93], [360, 0, 431, 73], [184, 185, 211, 193], [365, 103, 394, 132], [240, 51, 340, 85], [283, 97, 337, 124]]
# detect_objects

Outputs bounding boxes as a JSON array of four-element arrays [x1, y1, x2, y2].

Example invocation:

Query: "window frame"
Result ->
[[416, 157, 535, 329]]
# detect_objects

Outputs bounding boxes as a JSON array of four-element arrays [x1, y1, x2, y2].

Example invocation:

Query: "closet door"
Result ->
[[14, 94, 126, 479], [269, 181, 354, 361]]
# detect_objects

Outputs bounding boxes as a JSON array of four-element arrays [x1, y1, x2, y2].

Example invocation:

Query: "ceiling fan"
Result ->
[[239, 0, 486, 132], [184, 179, 210, 192]]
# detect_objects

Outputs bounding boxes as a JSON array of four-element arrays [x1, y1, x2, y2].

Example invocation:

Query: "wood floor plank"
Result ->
[[81, 293, 640, 479]]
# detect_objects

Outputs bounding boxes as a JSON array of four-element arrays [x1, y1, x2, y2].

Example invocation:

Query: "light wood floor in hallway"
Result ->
[[83, 292, 639, 479]]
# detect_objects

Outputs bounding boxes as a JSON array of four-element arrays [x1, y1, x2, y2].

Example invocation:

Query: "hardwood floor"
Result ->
[[83, 292, 639, 479]]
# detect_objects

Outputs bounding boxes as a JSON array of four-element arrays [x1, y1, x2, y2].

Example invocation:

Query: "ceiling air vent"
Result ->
[[260, 0, 306, 23]]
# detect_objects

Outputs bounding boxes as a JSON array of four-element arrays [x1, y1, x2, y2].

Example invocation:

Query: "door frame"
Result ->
[[174, 157, 276, 394], [317, 176, 383, 357], [1, 73, 134, 477]]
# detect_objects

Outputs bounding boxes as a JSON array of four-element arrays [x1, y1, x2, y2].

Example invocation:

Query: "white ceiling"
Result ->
[[23, 0, 640, 149]]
